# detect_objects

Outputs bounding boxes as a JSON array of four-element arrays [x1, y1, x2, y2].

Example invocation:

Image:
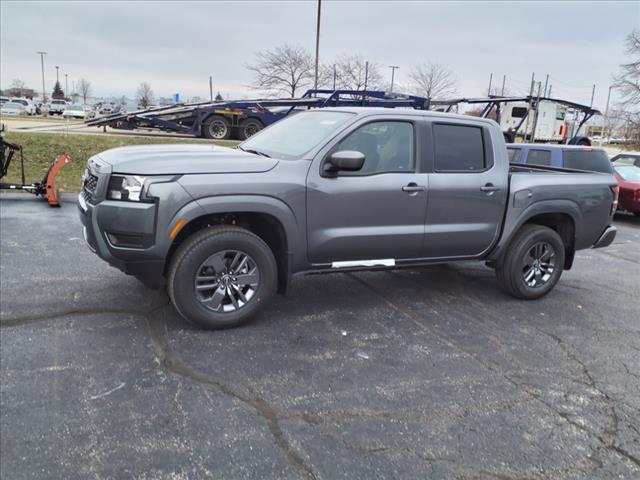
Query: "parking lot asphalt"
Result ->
[[1, 192, 639, 480]]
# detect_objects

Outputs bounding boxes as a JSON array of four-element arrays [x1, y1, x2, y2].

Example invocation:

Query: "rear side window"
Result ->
[[526, 149, 552, 166], [433, 124, 486, 172], [563, 150, 613, 173], [507, 148, 521, 163]]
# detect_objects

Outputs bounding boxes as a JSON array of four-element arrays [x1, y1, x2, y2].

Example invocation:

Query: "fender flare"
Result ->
[[488, 199, 582, 263], [165, 193, 301, 257]]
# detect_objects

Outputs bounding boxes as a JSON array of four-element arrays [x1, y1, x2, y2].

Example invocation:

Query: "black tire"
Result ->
[[167, 226, 277, 329], [239, 118, 264, 140], [495, 224, 565, 300], [201, 115, 231, 140]]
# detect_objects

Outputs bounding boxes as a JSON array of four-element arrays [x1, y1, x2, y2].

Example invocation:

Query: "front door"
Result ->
[[306, 118, 428, 265]]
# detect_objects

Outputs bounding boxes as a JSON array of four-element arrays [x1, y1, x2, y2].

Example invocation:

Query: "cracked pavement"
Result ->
[[1, 193, 639, 479]]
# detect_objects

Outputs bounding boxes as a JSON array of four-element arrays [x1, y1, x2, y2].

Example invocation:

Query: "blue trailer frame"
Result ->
[[84, 89, 431, 140]]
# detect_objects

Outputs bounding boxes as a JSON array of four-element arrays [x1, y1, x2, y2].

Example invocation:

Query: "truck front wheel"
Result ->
[[495, 224, 565, 299], [167, 226, 277, 329], [202, 115, 231, 140]]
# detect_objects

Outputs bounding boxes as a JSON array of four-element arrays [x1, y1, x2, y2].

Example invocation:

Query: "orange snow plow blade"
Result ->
[[44, 154, 72, 207]]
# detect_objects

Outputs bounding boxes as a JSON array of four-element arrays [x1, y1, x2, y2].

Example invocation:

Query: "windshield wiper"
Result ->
[[236, 145, 270, 158]]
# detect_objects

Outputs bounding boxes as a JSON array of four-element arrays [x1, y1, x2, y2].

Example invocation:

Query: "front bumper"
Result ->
[[78, 190, 166, 288], [592, 225, 617, 249]]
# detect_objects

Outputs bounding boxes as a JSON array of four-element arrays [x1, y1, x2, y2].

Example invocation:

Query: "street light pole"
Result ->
[[603, 85, 613, 140], [313, 0, 322, 90], [36, 51, 47, 102], [65, 74, 68, 97], [388, 65, 399, 92], [55, 65, 59, 84]]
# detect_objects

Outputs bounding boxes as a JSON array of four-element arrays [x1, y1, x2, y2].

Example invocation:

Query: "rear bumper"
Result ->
[[592, 225, 617, 249]]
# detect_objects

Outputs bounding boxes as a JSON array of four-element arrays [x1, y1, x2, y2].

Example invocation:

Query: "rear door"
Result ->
[[306, 116, 428, 265], [423, 121, 508, 258]]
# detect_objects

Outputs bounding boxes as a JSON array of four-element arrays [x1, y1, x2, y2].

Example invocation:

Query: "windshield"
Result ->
[[563, 149, 613, 174], [240, 111, 355, 159], [13, 99, 27, 105], [615, 165, 640, 182]]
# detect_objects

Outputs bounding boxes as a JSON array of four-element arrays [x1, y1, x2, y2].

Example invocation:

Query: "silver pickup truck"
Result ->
[[78, 108, 619, 329]]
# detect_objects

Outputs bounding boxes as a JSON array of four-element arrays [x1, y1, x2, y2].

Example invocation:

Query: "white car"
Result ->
[[48, 99, 69, 115], [1, 101, 27, 116], [62, 104, 95, 119], [9, 98, 36, 115]]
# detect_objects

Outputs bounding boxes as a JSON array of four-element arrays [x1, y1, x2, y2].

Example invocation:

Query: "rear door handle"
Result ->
[[480, 183, 500, 194], [402, 182, 426, 194]]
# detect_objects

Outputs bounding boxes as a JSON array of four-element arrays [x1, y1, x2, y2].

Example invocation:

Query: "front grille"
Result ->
[[82, 171, 99, 203]]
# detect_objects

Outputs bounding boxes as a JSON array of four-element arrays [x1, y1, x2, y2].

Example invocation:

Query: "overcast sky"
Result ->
[[1, 0, 638, 109]]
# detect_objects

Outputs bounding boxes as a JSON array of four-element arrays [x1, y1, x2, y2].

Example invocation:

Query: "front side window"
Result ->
[[433, 124, 486, 172], [526, 149, 552, 166], [333, 121, 414, 175]]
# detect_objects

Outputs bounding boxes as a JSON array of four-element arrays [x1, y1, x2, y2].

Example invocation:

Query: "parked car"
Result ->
[[1, 101, 27, 116], [507, 143, 613, 174], [48, 99, 69, 115], [0, 96, 9, 106], [9, 98, 36, 115], [99, 104, 114, 114], [79, 108, 619, 329], [62, 104, 95, 119], [610, 152, 640, 167], [612, 163, 640, 216]]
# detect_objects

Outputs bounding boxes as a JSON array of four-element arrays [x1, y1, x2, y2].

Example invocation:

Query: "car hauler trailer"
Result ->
[[85, 89, 431, 140], [430, 96, 600, 145]]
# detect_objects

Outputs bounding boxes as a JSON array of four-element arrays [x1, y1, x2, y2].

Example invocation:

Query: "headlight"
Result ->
[[107, 175, 147, 201]]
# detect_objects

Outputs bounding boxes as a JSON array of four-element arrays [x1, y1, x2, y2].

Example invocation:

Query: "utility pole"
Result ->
[[548, 84, 552, 97], [388, 65, 399, 92], [523, 72, 535, 142], [530, 81, 543, 141], [603, 85, 613, 140], [313, 0, 321, 89], [36, 51, 47, 102], [65, 73, 68, 97], [209, 76, 213, 101], [501, 75, 506, 96], [55, 65, 59, 84], [487, 72, 493, 96], [590, 84, 596, 107], [543, 74, 549, 97]]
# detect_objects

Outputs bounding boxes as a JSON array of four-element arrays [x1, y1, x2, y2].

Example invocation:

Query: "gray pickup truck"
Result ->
[[79, 108, 619, 329]]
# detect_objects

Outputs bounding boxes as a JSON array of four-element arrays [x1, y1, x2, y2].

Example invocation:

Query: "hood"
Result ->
[[95, 144, 278, 175]]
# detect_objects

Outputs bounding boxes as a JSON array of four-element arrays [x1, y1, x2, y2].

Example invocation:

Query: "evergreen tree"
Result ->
[[215, 92, 223, 101], [52, 81, 65, 100]]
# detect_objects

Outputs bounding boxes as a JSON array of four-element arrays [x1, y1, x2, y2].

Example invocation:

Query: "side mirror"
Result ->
[[324, 150, 365, 173]]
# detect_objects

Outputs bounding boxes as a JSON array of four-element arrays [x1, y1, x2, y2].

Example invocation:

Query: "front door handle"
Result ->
[[480, 183, 500, 195], [402, 183, 426, 194]]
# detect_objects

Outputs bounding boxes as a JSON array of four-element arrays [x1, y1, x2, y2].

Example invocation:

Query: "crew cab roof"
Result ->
[[315, 106, 499, 127]]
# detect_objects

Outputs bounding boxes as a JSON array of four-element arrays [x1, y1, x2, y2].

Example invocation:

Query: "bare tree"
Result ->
[[613, 30, 640, 143], [409, 62, 457, 100], [78, 78, 91, 104], [324, 54, 383, 91], [136, 82, 154, 108], [10, 78, 26, 97], [614, 30, 640, 106], [247, 44, 313, 97]]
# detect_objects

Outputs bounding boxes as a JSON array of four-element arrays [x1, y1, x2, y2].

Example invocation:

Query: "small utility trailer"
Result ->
[[84, 89, 431, 140], [430, 96, 600, 145]]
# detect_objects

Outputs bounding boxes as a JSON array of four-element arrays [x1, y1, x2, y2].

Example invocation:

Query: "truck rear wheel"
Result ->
[[202, 115, 231, 140], [239, 118, 264, 140], [495, 224, 565, 300], [167, 226, 277, 329]]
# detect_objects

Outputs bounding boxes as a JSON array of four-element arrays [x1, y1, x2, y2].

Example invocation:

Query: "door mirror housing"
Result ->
[[324, 150, 365, 173]]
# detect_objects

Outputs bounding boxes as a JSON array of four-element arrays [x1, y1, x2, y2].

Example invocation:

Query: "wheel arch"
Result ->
[[164, 196, 300, 294], [489, 200, 580, 270]]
